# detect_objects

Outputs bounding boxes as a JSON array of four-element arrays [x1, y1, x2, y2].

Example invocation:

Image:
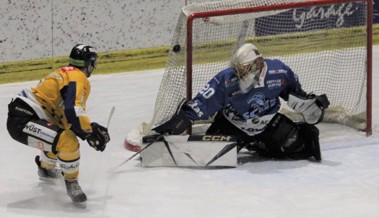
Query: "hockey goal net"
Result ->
[[131, 0, 373, 142]]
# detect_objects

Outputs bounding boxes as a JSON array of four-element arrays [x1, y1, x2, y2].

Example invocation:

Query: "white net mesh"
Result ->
[[142, 0, 369, 135]]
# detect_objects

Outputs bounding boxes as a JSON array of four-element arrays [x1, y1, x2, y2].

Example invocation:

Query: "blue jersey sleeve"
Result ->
[[278, 62, 305, 100], [184, 69, 233, 121]]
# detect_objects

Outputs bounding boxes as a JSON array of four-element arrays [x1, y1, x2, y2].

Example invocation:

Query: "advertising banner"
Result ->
[[374, 0, 379, 23], [256, 2, 369, 36]]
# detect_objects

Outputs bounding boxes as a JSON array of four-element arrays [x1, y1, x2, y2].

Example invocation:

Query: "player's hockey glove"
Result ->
[[152, 99, 191, 135], [86, 122, 110, 152], [288, 92, 330, 125]]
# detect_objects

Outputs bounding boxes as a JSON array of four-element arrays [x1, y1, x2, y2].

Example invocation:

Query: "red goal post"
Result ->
[[184, 0, 373, 135], [136, 0, 373, 140]]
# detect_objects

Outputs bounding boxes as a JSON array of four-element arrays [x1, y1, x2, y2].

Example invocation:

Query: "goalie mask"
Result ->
[[69, 44, 97, 77], [231, 43, 264, 93]]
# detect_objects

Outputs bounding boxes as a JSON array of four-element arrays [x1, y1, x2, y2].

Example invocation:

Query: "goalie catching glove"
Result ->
[[86, 122, 110, 151], [287, 92, 330, 125], [152, 99, 191, 135]]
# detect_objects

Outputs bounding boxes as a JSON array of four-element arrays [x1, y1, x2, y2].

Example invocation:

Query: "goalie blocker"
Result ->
[[152, 99, 190, 135]]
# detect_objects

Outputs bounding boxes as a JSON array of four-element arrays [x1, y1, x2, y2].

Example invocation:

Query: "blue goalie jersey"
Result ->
[[183, 59, 304, 136]]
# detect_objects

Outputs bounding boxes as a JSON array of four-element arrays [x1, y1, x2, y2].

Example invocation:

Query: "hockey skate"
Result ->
[[65, 179, 87, 203], [35, 155, 62, 180]]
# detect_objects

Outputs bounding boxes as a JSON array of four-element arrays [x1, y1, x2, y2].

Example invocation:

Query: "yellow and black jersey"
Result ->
[[32, 66, 92, 138]]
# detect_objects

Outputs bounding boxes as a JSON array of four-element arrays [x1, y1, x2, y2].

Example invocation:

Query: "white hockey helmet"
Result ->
[[231, 43, 263, 80]]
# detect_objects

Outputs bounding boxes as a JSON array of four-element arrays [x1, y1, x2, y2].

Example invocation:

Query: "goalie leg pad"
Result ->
[[287, 123, 321, 161], [257, 113, 321, 161], [255, 113, 300, 158], [206, 112, 255, 151], [140, 135, 237, 167]]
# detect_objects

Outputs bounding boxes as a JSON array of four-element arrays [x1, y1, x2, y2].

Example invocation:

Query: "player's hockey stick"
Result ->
[[107, 106, 116, 128], [116, 134, 164, 168]]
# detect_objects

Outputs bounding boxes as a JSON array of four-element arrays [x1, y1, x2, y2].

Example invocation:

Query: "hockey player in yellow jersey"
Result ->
[[6, 44, 110, 203]]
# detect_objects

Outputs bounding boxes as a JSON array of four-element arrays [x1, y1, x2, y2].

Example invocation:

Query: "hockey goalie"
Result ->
[[125, 43, 329, 167]]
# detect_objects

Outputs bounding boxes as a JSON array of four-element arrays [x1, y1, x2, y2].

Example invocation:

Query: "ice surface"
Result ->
[[0, 47, 378, 218]]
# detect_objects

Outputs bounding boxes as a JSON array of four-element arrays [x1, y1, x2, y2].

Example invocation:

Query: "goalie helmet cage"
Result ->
[[143, 0, 373, 137]]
